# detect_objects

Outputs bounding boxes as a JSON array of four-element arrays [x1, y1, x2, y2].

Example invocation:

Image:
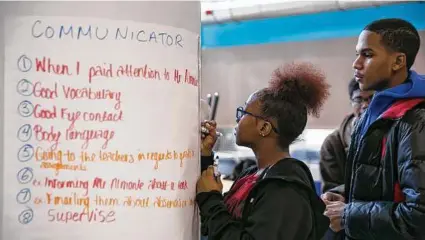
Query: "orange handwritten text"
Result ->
[[40, 161, 87, 175], [98, 150, 134, 163], [95, 195, 120, 207], [154, 197, 194, 208], [46, 192, 90, 213], [137, 149, 195, 169], [35, 147, 76, 163], [122, 196, 150, 208], [35, 149, 195, 171]]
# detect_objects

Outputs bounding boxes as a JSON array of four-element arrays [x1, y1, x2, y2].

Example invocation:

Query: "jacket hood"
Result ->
[[381, 98, 425, 119], [371, 71, 425, 108], [262, 158, 330, 238], [264, 158, 317, 187], [359, 70, 425, 136]]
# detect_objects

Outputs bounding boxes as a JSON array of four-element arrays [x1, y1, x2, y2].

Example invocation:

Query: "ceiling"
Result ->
[[200, 0, 411, 24]]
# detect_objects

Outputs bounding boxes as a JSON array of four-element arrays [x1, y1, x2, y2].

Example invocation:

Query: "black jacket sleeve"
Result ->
[[320, 130, 346, 193], [196, 181, 313, 240], [199, 154, 216, 236], [343, 108, 425, 239], [201, 154, 214, 173]]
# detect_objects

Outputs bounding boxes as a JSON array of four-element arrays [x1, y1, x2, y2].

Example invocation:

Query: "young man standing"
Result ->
[[320, 78, 373, 193], [322, 18, 425, 239]]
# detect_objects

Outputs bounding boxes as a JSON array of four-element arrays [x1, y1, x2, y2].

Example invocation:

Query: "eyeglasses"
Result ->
[[351, 95, 373, 106], [236, 107, 279, 134]]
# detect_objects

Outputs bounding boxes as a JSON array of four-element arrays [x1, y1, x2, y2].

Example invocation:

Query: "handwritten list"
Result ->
[[3, 16, 199, 240]]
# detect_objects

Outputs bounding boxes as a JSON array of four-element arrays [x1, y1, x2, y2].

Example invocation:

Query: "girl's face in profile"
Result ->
[[235, 92, 263, 147]]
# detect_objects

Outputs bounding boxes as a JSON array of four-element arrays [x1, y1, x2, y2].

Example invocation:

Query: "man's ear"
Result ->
[[392, 53, 406, 71]]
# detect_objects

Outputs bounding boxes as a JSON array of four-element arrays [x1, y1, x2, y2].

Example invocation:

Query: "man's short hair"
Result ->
[[348, 78, 359, 99], [364, 18, 420, 69]]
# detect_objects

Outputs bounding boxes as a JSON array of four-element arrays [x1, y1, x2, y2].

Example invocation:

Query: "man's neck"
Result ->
[[385, 70, 409, 90]]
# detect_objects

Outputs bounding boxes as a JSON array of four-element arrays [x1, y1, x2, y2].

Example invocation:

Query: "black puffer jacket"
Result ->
[[342, 98, 425, 239]]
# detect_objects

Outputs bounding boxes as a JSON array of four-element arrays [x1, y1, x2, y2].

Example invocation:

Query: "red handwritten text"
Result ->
[[66, 126, 115, 149], [35, 57, 77, 76]]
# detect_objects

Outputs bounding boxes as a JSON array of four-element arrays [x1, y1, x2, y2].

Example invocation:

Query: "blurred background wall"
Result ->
[[200, 1, 425, 129]]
